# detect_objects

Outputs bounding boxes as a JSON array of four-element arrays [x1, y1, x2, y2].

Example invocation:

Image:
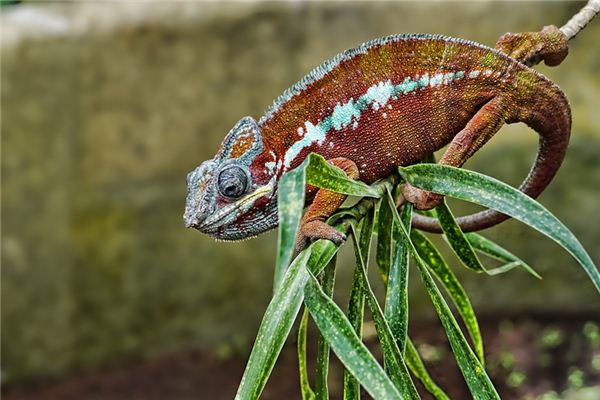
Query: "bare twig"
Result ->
[[561, 0, 600, 40]]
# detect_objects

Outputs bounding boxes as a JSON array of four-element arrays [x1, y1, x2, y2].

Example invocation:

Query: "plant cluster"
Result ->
[[235, 153, 599, 399]]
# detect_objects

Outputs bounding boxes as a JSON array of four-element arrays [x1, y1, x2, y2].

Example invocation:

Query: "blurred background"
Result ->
[[2, 1, 599, 399]]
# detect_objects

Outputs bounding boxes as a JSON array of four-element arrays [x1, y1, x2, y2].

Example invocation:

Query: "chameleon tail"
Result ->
[[412, 76, 571, 233]]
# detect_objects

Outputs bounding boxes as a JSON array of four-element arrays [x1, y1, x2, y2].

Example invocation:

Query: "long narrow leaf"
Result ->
[[350, 224, 421, 399], [236, 240, 339, 399], [274, 160, 307, 292], [315, 256, 337, 399], [343, 273, 363, 400], [411, 230, 484, 364], [304, 268, 403, 400], [435, 199, 486, 274], [399, 164, 600, 293], [413, 254, 499, 398], [298, 308, 315, 400], [405, 338, 450, 400], [305, 153, 380, 197], [343, 208, 376, 400], [377, 189, 395, 284], [465, 233, 540, 279], [385, 202, 413, 353], [486, 261, 523, 276], [386, 191, 500, 399], [236, 249, 313, 399], [275, 153, 378, 292]]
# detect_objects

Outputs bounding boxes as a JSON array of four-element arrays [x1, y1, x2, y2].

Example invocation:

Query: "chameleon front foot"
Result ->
[[495, 25, 568, 66], [402, 184, 443, 210], [294, 157, 358, 253], [295, 221, 347, 253]]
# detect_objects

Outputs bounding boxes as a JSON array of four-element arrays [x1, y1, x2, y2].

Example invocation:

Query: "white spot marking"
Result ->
[[331, 99, 361, 130], [265, 161, 276, 174], [283, 121, 327, 168], [364, 80, 394, 111], [429, 73, 444, 87]]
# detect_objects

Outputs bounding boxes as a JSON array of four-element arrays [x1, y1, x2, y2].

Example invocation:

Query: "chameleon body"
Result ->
[[184, 28, 570, 244]]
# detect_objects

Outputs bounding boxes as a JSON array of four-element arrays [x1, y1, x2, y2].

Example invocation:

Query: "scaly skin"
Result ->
[[184, 27, 570, 246]]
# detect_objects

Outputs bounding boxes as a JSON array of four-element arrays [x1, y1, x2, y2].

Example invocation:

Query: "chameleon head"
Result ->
[[183, 116, 280, 241]]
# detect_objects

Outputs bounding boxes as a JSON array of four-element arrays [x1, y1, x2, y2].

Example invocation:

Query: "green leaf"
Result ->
[[415, 208, 437, 218], [485, 261, 524, 276], [385, 192, 500, 399], [298, 308, 315, 400], [404, 338, 450, 400], [350, 224, 421, 399], [399, 164, 600, 293], [274, 161, 307, 293], [413, 256, 498, 398], [305, 153, 380, 197], [304, 267, 403, 400], [434, 202, 539, 279], [343, 208, 376, 400], [236, 249, 313, 399], [465, 233, 541, 279], [411, 230, 485, 364], [315, 256, 337, 400], [275, 153, 380, 292], [377, 189, 395, 284], [435, 199, 486, 274], [236, 240, 339, 400], [384, 202, 413, 353]]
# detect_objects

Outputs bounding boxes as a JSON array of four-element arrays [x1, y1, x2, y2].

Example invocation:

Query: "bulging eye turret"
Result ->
[[217, 165, 249, 199]]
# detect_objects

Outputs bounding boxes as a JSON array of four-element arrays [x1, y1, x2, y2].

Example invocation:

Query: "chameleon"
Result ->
[[183, 25, 572, 248]]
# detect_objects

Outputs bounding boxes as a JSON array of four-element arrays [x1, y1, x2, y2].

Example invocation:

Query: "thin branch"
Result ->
[[560, 0, 600, 40]]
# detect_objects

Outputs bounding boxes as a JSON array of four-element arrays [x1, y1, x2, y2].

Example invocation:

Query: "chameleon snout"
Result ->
[[184, 160, 217, 230], [183, 197, 214, 230]]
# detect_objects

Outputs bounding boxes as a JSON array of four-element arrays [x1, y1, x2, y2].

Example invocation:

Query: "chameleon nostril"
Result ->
[[183, 215, 197, 229], [183, 203, 206, 229]]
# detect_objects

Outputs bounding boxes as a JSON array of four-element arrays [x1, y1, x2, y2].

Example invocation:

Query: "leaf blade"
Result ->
[[384, 202, 413, 353], [236, 240, 340, 400], [411, 230, 485, 364], [435, 199, 486, 274], [305, 153, 380, 197], [275, 153, 381, 292], [404, 338, 450, 400], [400, 164, 600, 293], [236, 249, 313, 400], [385, 191, 500, 399], [304, 266, 403, 400], [274, 162, 307, 292], [343, 208, 376, 400], [315, 256, 337, 400], [376, 190, 395, 284], [465, 233, 541, 279], [298, 308, 316, 400], [350, 223, 421, 399]]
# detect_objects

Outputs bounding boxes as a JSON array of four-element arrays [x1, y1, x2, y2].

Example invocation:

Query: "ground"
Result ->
[[4, 313, 599, 400]]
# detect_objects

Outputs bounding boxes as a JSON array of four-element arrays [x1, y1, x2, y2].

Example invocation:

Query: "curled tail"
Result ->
[[412, 74, 571, 233]]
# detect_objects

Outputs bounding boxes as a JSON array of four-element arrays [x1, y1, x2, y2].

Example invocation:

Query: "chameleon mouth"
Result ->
[[197, 184, 273, 232]]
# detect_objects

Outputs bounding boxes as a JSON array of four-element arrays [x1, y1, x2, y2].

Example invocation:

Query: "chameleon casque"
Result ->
[[184, 26, 571, 248]]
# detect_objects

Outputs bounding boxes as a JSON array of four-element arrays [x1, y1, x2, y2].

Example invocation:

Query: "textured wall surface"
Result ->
[[2, 1, 599, 383]]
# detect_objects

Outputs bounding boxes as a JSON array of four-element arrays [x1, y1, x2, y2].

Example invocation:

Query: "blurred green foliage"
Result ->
[[1, 0, 599, 384]]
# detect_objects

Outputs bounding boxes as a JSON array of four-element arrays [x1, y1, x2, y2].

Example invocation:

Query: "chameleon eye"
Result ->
[[217, 165, 249, 199]]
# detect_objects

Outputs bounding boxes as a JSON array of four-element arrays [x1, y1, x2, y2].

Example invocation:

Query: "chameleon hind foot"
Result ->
[[401, 184, 443, 211], [495, 25, 568, 66]]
